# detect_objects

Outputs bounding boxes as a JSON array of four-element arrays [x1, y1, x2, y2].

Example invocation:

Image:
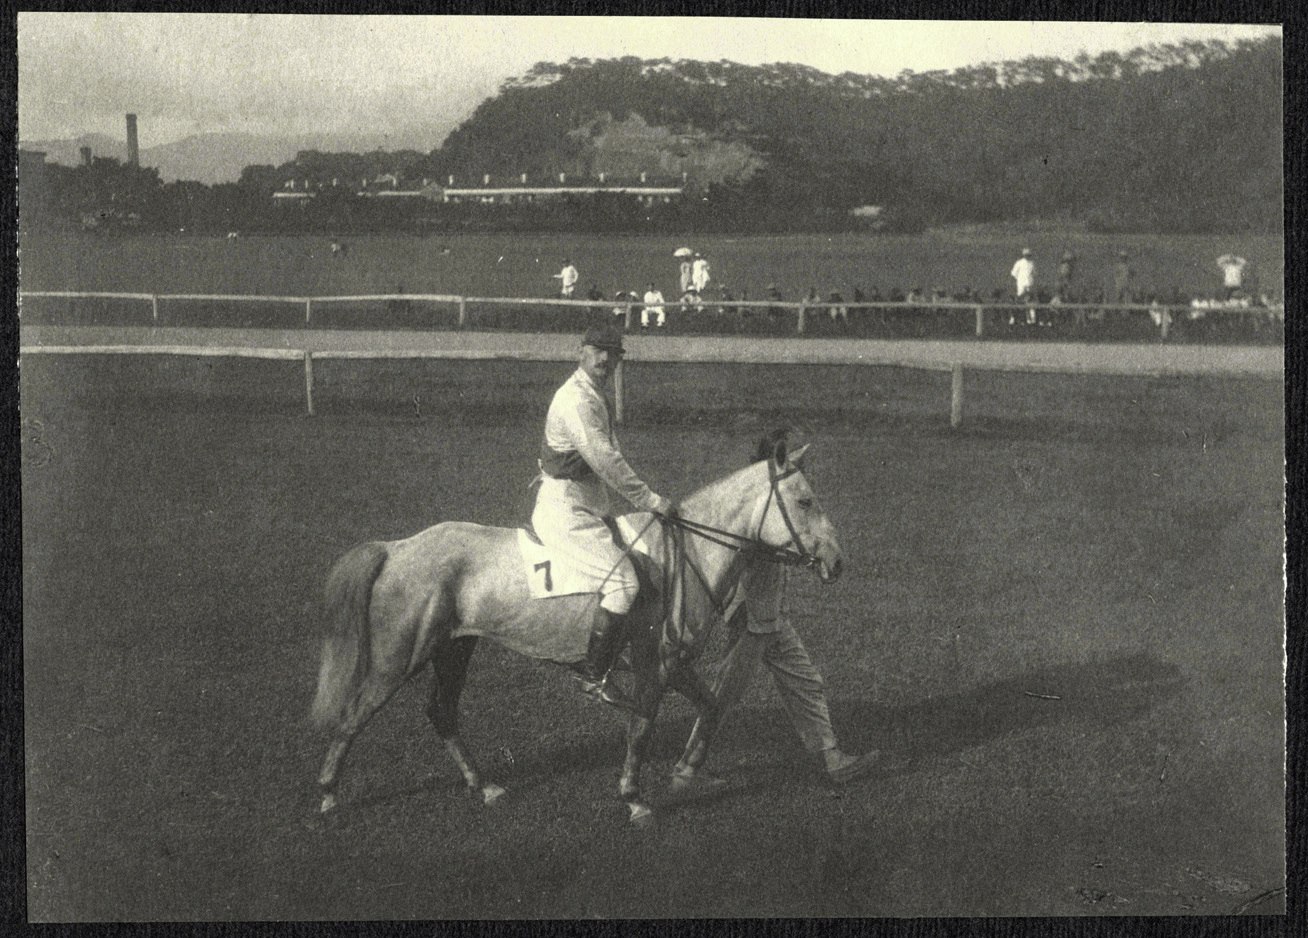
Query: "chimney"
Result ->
[[126, 114, 139, 167], [80, 146, 93, 167]]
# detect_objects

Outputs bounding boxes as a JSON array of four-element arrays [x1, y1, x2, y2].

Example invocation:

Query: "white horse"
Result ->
[[309, 435, 843, 825]]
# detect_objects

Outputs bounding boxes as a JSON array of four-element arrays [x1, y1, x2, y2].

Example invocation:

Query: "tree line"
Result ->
[[22, 36, 1280, 235]]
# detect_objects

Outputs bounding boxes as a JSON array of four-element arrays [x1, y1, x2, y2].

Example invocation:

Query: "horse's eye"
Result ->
[[797, 498, 814, 510]]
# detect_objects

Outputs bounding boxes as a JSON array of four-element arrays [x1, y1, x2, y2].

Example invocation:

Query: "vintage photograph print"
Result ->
[[17, 14, 1285, 921]]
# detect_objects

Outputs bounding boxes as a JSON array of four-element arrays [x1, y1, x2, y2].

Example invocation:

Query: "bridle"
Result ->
[[661, 458, 817, 570], [648, 458, 820, 670]]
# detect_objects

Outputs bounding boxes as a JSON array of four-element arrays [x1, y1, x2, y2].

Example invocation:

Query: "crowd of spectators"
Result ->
[[555, 249, 1280, 337]]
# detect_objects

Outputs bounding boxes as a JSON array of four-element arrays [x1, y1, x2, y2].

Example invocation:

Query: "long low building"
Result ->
[[273, 171, 685, 205], [274, 185, 683, 204], [439, 186, 682, 203]]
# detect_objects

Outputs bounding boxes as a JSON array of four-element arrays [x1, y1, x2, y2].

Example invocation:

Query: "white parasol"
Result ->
[[673, 247, 694, 258]]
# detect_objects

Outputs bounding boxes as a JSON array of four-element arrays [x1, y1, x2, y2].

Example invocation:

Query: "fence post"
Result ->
[[614, 359, 625, 425], [950, 363, 964, 428], [151, 295, 159, 322], [1159, 307, 1171, 341], [797, 303, 807, 335], [974, 305, 984, 337], [458, 296, 468, 328], [305, 298, 313, 325], [304, 351, 315, 416]]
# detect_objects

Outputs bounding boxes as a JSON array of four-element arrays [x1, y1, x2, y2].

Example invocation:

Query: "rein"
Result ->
[[659, 461, 816, 570]]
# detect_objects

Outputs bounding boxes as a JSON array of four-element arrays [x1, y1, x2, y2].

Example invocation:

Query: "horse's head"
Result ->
[[751, 435, 844, 584]]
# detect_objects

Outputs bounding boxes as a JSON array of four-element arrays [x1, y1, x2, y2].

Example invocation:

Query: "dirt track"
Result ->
[[20, 324, 1285, 378]]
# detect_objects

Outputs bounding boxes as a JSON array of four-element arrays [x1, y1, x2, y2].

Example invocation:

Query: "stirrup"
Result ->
[[580, 674, 639, 713]]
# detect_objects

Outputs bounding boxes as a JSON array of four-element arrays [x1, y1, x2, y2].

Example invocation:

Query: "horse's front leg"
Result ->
[[618, 675, 663, 827]]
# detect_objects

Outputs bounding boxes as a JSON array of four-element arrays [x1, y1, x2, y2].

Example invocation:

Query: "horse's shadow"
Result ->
[[341, 652, 1184, 813], [504, 651, 1185, 790]]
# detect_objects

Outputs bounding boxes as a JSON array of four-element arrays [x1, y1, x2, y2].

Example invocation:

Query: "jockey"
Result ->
[[533, 324, 674, 708]]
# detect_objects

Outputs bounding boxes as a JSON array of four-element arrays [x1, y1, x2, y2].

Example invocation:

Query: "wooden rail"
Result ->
[[19, 289, 1283, 336]]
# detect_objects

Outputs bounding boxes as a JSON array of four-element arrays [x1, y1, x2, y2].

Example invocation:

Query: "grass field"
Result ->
[[20, 229, 1284, 306], [20, 355, 1284, 920]]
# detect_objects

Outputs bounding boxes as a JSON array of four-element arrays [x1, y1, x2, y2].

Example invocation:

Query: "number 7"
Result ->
[[533, 560, 553, 592]]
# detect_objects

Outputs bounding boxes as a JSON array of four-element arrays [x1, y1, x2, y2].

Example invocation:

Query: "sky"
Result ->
[[17, 14, 1282, 149]]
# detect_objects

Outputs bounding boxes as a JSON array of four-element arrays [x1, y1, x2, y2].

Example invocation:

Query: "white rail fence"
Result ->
[[18, 290, 1284, 339], [23, 343, 978, 424], [20, 290, 1283, 425]]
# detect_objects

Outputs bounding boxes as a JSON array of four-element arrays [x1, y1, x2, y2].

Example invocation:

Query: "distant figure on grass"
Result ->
[[1056, 251, 1076, 300], [766, 284, 785, 322], [1009, 248, 1037, 324], [612, 290, 638, 327], [827, 290, 848, 327], [1112, 251, 1135, 304], [642, 283, 667, 329], [330, 240, 349, 257], [669, 429, 908, 793], [1010, 248, 1036, 300], [679, 256, 694, 295], [692, 253, 712, 294], [533, 324, 675, 709], [554, 259, 580, 298], [1217, 254, 1249, 300]]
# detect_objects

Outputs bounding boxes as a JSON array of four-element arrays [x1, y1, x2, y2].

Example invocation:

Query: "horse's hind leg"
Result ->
[[427, 636, 505, 805], [317, 666, 408, 814]]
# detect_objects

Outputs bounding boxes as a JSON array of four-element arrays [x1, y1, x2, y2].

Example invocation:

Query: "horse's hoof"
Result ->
[[627, 802, 656, 828], [481, 783, 507, 805], [668, 769, 728, 797], [320, 792, 338, 815]]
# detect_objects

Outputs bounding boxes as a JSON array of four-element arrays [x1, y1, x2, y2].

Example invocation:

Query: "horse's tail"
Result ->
[[310, 541, 389, 730]]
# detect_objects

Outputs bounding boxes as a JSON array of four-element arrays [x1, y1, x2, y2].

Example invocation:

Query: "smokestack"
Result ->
[[80, 146, 93, 167], [126, 114, 139, 167]]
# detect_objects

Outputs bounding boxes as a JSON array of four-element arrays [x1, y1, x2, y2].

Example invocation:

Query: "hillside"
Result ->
[[426, 40, 1281, 232]]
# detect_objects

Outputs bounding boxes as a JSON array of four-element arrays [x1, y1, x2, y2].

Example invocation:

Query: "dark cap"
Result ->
[[582, 324, 625, 354]]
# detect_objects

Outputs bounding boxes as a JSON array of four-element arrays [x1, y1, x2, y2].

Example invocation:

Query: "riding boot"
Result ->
[[578, 606, 635, 710]]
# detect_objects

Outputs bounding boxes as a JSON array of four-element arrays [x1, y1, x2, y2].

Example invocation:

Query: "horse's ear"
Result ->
[[788, 443, 810, 467], [771, 435, 788, 467]]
